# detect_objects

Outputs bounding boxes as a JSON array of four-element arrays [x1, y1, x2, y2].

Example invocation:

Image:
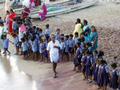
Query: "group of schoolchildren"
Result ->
[[0, 15, 120, 90]]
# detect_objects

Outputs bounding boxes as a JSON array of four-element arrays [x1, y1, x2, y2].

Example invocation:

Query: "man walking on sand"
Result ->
[[47, 34, 61, 78]]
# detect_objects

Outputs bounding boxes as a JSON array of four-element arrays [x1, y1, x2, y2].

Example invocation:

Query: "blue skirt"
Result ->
[[86, 66, 92, 76], [43, 50, 48, 58]]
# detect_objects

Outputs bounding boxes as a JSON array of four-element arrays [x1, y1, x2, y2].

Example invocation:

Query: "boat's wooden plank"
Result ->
[[14, 0, 70, 13], [31, 0, 98, 19]]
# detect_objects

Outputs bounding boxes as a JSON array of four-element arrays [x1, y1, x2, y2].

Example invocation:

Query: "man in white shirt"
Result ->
[[47, 34, 61, 78]]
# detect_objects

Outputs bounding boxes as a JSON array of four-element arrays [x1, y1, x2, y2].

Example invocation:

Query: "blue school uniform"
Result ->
[[12, 21, 17, 32], [65, 40, 69, 54], [80, 42, 85, 49], [39, 32, 44, 37], [60, 41, 65, 55], [103, 64, 110, 86], [81, 55, 87, 73], [88, 47, 92, 53], [55, 33, 61, 42], [39, 43, 44, 54], [3, 38, 9, 49], [21, 42, 28, 55], [118, 73, 120, 90], [93, 64, 99, 82], [45, 28, 50, 36], [74, 37, 79, 45], [43, 41, 48, 58], [74, 47, 82, 67], [86, 55, 93, 76], [68, 39, 75, 53], [97, 65, 109, 87], [110, 68, 119, 89], [93, 55, 98, 61], [97, 65, 102, 87], [14, 36, 19, 47], [45, 28, 50, 41], [32, 39, 38, 52]]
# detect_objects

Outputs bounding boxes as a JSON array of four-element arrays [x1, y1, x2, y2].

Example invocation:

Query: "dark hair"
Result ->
[[91, 25, 97, 32], [39, 28, 42, 32], [98, 51, 104, 57], [81, 37, 85, 42], [46, 24, 49, 28], [61, 34, 64, 36], [77, 42, 80, 46], [77, 18, 81, 23], [83, 19, 88, 25], [10, 9, 14, 13], [21, 38, 25, 42], [111, 63, 117, 69], [61, 37, 64, 41], [69, 34, 73, 37], [93, 50, 98, 54], [86, 50, 90, 55], [65, 35, 69, 39], [56, 28, 60, 31], [75, 32, 78, 36], [100, 60, 105, 65], [86, 42, 92, 47], [12, 34, 17, 37]]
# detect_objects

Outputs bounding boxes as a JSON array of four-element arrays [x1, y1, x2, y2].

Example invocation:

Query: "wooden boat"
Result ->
[[14, 0, 98, 19], [0, 0, 5, 4], [31, 0, 98, 19]]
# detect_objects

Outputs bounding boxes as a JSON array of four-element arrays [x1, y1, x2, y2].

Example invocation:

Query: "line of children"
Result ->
[[1, 16, 120, 90]]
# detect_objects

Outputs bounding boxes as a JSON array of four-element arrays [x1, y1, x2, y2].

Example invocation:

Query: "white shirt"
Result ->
[[47, 40, 61, 63], [18, 27, 24, 42]]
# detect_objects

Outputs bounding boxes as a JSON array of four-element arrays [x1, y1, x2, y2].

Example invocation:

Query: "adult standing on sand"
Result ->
[[73, 18, 83, 37], [8, 9, 16, 34], [47, 34, 61, 78]]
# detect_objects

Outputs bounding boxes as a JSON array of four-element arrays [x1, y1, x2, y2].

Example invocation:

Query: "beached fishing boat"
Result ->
[[14, 0, 98, 19]]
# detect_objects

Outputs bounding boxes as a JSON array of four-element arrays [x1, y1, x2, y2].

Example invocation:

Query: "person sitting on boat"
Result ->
[[39, 3, 47, 20], [21, 6, 30, 19]]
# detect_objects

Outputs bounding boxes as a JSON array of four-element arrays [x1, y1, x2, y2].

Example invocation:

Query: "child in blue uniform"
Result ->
[[55, 28, 61, 42], [60, 37, 65, 62], [81, 51, 87, 80], [103, 61, 110, 90], [118, 73, 120, 90], [21, 38, 28, 58], [110, 63, 119, 90], [31, 36, 38, 60], [74, 32, 79, 45], [74, 32, 80, 52], [39, 38, 44, 61], [13, 34, 19, 55], [64, 35, 69, 61], [85, 51, 93, 83], [3, 35, 10, 55], [97, 60, 110, 90], [45, 24, 50, 41], [98, 50, 104, 60], [43, 38, 48, 62], [68, 34, 75, 61], [12, 18, 18, 33], [93, 59, 99, 83], [73, 42, 82, 72], [86, 42, 92, 53]]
